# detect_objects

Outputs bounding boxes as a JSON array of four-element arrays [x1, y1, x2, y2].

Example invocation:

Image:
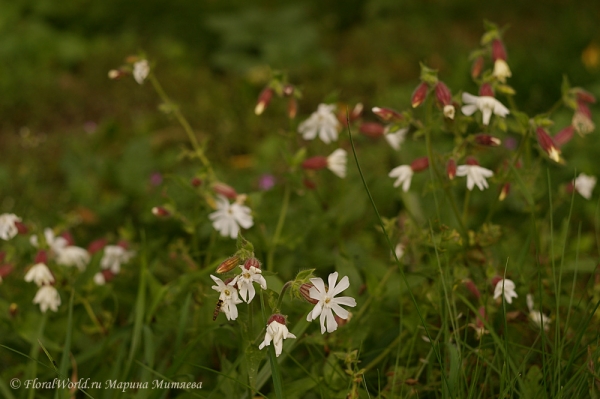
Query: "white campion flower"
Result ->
[[526, 294, 550, 331], [298, 103, 340, 144], [0, 213, 21, 240], [258, 314, 296, 357], [573, 173, 596, 200], [33, 285, 61, 313], [100, 245, 135, 274], [388, 165, 413, 192], [30, 228, 68, 254], [384, 127, 408, 151], [133, 60, 150, 84], [493, 278, 518, 304], [306, 272, 357, 334], [93, 272, 106, 286], [455, 163, 494, 191], [493, 59, 512, 83], [24, 263, 54, 286], [210, 275, 243, 321], [55, 246, 90, 271], [232, 263, 267, 303], [461, 93, 509, 126], [327, 149, 347, 178], [209, 195, 253, 239]]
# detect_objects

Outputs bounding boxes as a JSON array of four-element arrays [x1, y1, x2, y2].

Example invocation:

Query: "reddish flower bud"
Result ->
[[466, 157, 480, 166], [411, 82, 429, 108], [410, 157, 429, 172], [554, 125, 575, 147], [463, 280, 481, 299], [267, 313, 287, 325], [61, 232, 75, 246], [14, 221, 28, 235], [254, 87, 274, 115], [577, 101, 592, 119], [491, 39, 507, 61], [479, 83, 495, 97], [108, 69, 127, 80], [287, 97, 297, 119], [475, 306, 487, 328], [447, 159, 457, 180], [471, 56, 485, 79], [117, 240, 129, 249], [474, 134, 502, 146], [151, 206, 170, 217], [35, 250, 47, 264], [575, 89, 596, 104], [212, 183, 238, 199], [243, 257, 261, 270], [0, 251, 4, 264], [498, 183, 511, 201], [101, 269, 116, 283], [299, 283, 319, 304], [0, 264, 13, 278], [302, 156, 328, 171], [334, 312, 351, 328], [491, 276, 503, 287], [216, 256, 240, 274], [359, 122, 385, 138], [371, 107, 403, 122], [88, 239, 108, 255], [536, 127, 561, 162], [435, 82, 452, 105], [191, 177, 202, 187]]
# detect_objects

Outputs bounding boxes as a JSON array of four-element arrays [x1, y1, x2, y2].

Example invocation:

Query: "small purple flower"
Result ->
[[150, 172, 163, 187], [504, 137, 518, 151], [258, 174, 276, 191]]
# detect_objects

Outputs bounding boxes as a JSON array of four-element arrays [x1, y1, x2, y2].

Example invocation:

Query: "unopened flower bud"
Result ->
[[474, 134, 502, 146], [102, 269, 116, 283], [435, 82, 452, 105], [243, 257, 261, 270], [61, 231, 75, 246], [108, 69, 126, 80], [498, 182, 511, 201], [410, 157, 429, 172], [302, 156, 328, 171], [299, 283, 319, 304], [536, 127, 561, 162], [575, 89, 596, 104], [254, 87, 274, 116], [334, 311, 352, 328], [371, 107, 403, 122], [359, 122, 385, 138], [287, 97, 297, 119], [554, 125, 575, 147], [212, 183, 238, 199], [491, 39, 507, 61], [14, 221, 28, 235], [479, 83, 495, 97], [411, 82, 429, 108], [268, 313, 287, 325], [471, 56, 485, 79], [463, 279, 481, 299], [0, 264, 13, 279], [34, 250, 47, 264], [151, 206, 170, 217], [216, 256, 241, 274], [191, 177, 202, 187], [465, 157, 480, 166], [447, 159, 457, 180], [87, 239, 108, 255]]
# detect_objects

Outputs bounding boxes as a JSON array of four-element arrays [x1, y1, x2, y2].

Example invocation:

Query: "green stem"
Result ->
[[275, 281, 292, 312], [462, 189, 471, 228], [267, 183, 291, 272]]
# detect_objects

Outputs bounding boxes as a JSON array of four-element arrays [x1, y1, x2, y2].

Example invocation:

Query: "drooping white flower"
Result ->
[[456, 163, 494, 191], [258, 314, 296, 357], [461, 93, 509, 126], [394, 243, 404, 260], [306, 272, 357, 334], [493, 278, 518, 304], [573, 173, 596, 200], [100, 245, 135, 274], [526, 294, 550, 331], [384, 127, 408, 151], [298, 103, 340, 144], [133, 60, 150, 84], [327, 149, 347, 178], [493, 59, 512, 83], [210, 275, 243, 321], [24, 263, 54, 286], [0, 213, 21, 240], [389, 165, 413, 192], [233, 264, 267, 303], [55, 246, 90, 271], [33, 285, 61, 313], [93, 272, 106, 286], [30, 228, 68, 254], [209, 195, 253, 239]]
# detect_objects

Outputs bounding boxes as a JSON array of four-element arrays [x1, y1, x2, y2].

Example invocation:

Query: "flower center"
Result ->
[[224, 289, 230, 296], [243, 272, 250, 279]]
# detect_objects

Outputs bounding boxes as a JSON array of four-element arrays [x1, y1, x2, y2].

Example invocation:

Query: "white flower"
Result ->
[[389, 165, 413, 192], [93, 272, 106, 286], [210, 275, 243, 321], [258, 315, 296, 357], [573, 173, 596, 200], [298, 104, 340, 144], [24, 263, 54, 286], [394, 243, 404, 260], [493, 279, 518, 304], [526, 294, 550, 331], [456, 164, 494, 191], [443, 104, 456, 120], [100, 245, 135, 274], [209, 195, 253, 239], [384, 127, 408, 151], [133, 60, 150, 84], [55, 246, 90, 271], [33, 285, 61, 313], [0, 213, 21, 240], [30, 228, 68, 253], [327, 149, 347, 178], [461, 93, 509, 125], [233, 265, 267, 303], [306, 272, 357, 334], [493, 59, 512, 83]]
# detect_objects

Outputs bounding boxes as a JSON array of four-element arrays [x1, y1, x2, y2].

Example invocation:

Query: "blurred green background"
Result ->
[[1, 0, 599, 229]]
